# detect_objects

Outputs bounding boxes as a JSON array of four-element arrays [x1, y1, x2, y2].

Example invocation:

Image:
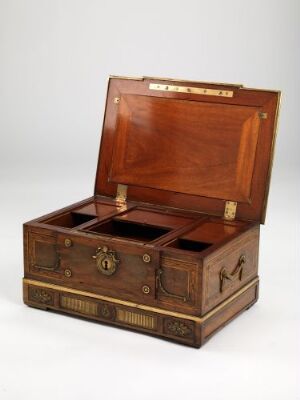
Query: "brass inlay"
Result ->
[[157, 269, 188, 302], [23, 277, 259, 323], [116, 308, 156, 330], [224, 201, 237, 221], [60, 295, 98, 316], [149, 83, 234, 98], [261, 91, 282, 223]]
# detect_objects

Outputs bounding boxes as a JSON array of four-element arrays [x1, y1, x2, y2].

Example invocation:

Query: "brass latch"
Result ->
[[224, 201, 237, 221], [115, 184, 127, 207]]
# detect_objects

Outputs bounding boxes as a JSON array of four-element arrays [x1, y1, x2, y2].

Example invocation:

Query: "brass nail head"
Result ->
[[142, 254, 151, 263]]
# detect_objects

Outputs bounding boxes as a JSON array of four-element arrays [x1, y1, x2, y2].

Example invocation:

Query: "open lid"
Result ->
[[95, 76, 280, 223]]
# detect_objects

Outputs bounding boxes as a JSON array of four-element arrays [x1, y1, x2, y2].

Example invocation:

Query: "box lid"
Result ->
[[95, 76, 280, 223]]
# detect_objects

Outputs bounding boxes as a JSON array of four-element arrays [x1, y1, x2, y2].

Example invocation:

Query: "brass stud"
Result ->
[[142, 285, 151, 294], [142, 253, 151, 263], [64, 269, 72, 278], [113, 97, 120, 104], [64, 238, 72, 248]]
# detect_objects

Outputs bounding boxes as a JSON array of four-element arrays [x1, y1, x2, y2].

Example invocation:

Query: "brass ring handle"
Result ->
[[156, 269, 188, 302], [92, 246, 120, 276], [220, 255, 246, 292]]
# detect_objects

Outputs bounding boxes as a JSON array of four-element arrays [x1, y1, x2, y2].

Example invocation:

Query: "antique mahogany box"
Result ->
[[23, 76, 280, 347]]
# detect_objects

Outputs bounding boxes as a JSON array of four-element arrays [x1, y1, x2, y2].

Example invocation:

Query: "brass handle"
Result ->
[[220, 255, 246, 292], [156, 269, 188, 302], [92, 246, 120, 276]]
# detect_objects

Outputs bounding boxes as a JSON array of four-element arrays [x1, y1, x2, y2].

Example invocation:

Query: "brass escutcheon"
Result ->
[[92, 246, 120, 276]]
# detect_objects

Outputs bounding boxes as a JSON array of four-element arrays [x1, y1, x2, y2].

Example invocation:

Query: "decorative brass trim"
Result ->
[[28, 287, 54, 305], [23, 277, 259, 323], [164, 319, 193, 338], [157, 269, 188, 302], [116, 308, 156, 330], [60, 295, 98, 316], [149, 83, 234, 97], [261, 91, 282, 223]]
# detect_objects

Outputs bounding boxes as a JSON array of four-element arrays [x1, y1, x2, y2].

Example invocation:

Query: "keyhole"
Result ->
[[103, 259, 109, 270]]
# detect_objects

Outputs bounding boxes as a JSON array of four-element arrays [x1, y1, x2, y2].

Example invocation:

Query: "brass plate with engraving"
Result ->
[[149, 83, 234, 98]]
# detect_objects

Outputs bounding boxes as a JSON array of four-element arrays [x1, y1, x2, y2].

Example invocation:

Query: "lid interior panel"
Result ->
[[95, 77, 280, 223]]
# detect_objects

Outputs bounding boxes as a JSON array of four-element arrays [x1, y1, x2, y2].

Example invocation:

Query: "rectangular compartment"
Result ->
[[114, 208, 195, 229], [74, 201, 121, 218], [44, 212, 96, 228], [86, 219, 171, 242], [167, 238, 212, 252], [164, 220, 242, 253]]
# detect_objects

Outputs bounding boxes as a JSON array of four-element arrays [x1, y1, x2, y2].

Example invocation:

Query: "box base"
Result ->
[[23, 278, 259, 348]]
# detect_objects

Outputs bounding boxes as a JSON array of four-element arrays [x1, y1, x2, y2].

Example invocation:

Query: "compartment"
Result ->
[[114, 208, 195, 229], [164, 220, 242, 253], [44, 212, 96, 228], [74, 202, 121, 218], [86, 219, 171, 242], [182, 221, 241, 243], [167, 238, 212, 252]]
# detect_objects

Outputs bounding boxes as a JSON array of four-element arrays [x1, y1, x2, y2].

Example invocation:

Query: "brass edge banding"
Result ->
[[23, 277, 258, 323], [261, 91, 282, 223]]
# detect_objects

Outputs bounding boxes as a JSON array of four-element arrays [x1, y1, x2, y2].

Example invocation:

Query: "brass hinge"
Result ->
[[115, 184, 127, 207], [224, 201, 237, 221]]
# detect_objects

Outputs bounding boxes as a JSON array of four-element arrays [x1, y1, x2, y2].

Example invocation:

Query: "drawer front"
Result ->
[[202, 228, 259, 313], [57, 234, 157, 303]]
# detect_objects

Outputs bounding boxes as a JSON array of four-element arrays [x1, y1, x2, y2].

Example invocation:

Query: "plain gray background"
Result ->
[[0, 1, 299, 399]]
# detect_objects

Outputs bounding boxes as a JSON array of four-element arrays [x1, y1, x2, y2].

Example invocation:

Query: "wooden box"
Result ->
[[23, 76, 280, 347]]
